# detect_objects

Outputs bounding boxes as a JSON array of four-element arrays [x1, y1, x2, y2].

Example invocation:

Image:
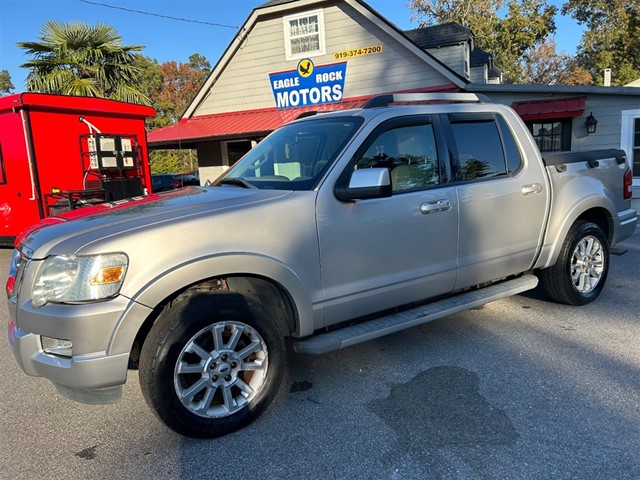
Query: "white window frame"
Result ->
[[620, 109, 640, 183], [283, 9, 326, 61]]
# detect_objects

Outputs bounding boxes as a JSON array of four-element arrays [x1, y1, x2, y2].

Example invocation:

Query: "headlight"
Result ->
[[32, 253, 128, 308]]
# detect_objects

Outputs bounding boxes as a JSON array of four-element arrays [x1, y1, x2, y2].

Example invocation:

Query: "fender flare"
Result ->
[[108, 253, 317, 356], [536, 196, 615, 270]]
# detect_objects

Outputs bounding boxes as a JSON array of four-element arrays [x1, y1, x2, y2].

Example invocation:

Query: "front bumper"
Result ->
[[9, 320, 129, 403], [8, 293, 152, 404]]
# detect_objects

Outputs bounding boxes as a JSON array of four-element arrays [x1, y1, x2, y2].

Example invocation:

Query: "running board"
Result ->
[[294, 274, 538, 355]]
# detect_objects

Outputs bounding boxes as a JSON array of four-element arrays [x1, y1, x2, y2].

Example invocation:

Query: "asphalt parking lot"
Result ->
[[1, 228, 639, 480]]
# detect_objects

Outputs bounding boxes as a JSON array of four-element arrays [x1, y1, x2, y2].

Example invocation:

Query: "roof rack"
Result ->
[[363, 92, 490, 109], [295, 111, 318, 119]]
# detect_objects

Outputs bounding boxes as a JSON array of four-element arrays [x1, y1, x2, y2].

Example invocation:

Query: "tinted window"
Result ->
[[450, 119, 507, 180], [355, 123, 439, 193], [497, 115, 523, 173]]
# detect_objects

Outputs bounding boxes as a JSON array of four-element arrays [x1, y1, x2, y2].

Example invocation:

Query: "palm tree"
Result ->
[[17, 20, 151, 105]]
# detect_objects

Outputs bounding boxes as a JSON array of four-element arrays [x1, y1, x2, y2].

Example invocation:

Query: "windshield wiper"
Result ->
[[217, 178, 257, 189]]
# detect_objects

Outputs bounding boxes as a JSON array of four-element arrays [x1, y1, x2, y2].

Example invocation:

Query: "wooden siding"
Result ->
[[426, 45, 466, 79], [470, 65, 487, 84], [193, 3, 452, 116]]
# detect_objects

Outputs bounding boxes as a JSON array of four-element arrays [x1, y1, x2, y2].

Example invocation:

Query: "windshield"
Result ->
[[216, 116, 362, 190]]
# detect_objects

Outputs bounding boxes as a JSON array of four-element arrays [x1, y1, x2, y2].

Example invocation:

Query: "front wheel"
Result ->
[[139, 293, 285, 438], [540, 221, 609, 306]]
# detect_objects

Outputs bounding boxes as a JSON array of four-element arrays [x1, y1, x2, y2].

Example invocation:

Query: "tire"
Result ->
[[540, 221, 609, 306], [139, 292, 286, 438]]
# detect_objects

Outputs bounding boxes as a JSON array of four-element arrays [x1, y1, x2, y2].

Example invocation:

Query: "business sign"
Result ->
[[269, 59, 347, 110], [333, 44, 383, 60]]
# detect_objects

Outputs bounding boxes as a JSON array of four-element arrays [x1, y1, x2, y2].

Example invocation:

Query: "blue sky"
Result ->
[[0, 0, 583, 91]]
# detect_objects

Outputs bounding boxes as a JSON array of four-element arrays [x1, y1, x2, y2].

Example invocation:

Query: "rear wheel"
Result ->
[[540, 221, 609, 306], [139, 293, 285, 438]]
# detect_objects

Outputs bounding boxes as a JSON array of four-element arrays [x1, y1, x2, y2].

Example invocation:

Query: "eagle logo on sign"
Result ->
[[297, 59, 314, 78]]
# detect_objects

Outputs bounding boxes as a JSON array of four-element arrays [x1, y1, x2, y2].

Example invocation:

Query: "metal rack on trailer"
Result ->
[[0, 93, 155, 246]]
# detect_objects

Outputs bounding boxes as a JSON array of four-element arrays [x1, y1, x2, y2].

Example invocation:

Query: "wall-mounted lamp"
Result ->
[[585, 112, 598, 135]]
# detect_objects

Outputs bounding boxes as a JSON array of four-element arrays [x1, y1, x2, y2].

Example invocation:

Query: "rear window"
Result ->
[[449, 119, 507, 181]]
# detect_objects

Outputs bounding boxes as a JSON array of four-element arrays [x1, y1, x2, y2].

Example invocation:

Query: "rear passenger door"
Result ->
[[444, 112, 549, 289]]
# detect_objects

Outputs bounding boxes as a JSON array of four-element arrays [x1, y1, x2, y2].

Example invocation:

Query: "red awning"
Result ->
[[511, 97, 585, 121], [148, 85, 461, 148], [148, 97, 371, 147]]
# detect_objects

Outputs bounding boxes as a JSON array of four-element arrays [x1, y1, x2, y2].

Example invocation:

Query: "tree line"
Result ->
[[3, 2, 638, 97], [1, 21, 209, 173], [409, 0, 639, 85]]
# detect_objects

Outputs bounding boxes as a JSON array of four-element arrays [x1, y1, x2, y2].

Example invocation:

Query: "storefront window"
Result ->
[[526, 119, 572, 152], [284, 10, 325, 60], [225, 140, 253, 167]]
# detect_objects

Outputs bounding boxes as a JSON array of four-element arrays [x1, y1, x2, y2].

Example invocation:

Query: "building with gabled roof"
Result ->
[[148, 0, 640, 206], [149, 0, 467, 179]]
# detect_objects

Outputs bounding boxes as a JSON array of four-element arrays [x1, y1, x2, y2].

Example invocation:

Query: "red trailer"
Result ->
[[0, 93, 155, 246]]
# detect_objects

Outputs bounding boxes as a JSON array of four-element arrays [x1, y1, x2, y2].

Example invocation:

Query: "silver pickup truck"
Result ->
[[7, 93, 637, 438]]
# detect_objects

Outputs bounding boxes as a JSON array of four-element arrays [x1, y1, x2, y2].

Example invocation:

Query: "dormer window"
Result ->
[[283, 10, 326, 60]]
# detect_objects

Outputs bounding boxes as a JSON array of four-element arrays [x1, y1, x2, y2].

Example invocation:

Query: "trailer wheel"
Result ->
[[540, 221, 609, 306], [139, 292, 285, 438]]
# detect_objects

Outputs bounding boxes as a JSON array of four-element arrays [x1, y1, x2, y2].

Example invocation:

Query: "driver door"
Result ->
[[315, 116, 459, 327]]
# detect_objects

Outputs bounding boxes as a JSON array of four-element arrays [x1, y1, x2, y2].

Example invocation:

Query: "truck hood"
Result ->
[[19, 186, 293, 258]]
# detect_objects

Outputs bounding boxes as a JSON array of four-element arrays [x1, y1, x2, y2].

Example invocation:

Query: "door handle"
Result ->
[[521, 183, 542, 195], [420, 200, 451, 214]]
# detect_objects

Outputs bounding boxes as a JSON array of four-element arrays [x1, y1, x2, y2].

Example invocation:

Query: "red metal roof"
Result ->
[[148, 97, 371, 147], [148, 85, 461, 147], [511, 97, 585, 121]]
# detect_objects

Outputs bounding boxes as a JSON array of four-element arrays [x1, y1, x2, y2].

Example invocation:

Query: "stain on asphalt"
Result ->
[[75, 445, 98, 460], [369, 366, 518, 470], [290, 380, 313, 393]]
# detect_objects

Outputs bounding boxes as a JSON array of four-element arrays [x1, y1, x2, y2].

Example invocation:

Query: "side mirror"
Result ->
[[335, 168, 392, 201]]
